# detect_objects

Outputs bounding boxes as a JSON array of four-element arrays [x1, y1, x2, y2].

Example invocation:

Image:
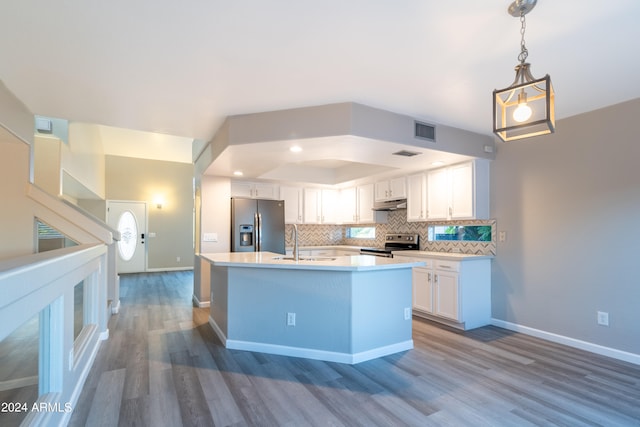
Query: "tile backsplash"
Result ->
[[285, 211, 496, 255]]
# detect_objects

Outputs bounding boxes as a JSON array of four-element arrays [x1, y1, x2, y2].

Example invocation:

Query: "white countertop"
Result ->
[[285, 245, 363, 252], [200, 251, 425, 271], [392, 250, 494, 261]]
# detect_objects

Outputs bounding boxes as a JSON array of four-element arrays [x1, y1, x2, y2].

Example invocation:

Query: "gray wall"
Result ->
[[491, 98, 640, 355], [106, 155, 194, 270]]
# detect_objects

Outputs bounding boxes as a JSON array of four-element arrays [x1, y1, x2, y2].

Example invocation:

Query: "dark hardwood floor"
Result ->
[[67, 271, 640, 426]]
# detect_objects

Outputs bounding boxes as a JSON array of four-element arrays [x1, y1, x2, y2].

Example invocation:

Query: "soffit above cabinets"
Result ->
[[202, 103, 491, 186]]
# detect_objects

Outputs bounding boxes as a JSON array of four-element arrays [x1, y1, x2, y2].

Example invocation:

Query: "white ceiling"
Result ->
[[2, 1, 640, 172], [211, 135, 474, 186]]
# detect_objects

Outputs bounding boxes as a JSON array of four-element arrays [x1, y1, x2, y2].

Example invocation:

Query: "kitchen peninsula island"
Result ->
[[200, 252, 424, 364]]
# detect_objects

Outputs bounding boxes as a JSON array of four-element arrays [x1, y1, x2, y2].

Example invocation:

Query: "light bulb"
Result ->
[[513, 103, 532, 123]]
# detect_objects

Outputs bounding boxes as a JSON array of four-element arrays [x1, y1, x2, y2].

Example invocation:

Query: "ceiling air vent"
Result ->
[[392, 150, 421, 157], [414, 121, 436, 142], [35, 117, 53, 133]]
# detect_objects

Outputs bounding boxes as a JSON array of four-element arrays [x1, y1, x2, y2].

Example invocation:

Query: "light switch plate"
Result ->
[[203, 232, 218, 242]]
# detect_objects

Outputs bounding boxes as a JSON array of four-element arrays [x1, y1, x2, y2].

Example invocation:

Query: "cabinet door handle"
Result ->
[[434, 274, 439, 284], [427, 272, 431, 283], [438, 264, 451, 269]]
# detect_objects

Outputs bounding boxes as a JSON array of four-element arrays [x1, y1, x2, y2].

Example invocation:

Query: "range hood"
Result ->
[[372, 199, 407, 211]]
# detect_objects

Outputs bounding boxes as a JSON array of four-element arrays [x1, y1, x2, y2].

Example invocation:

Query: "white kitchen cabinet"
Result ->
[[450, 162, 474, 219], [340, 187, 357, 223], [412, 265, 433, 314], [426, 168, 450, 220], [395, 254, 492, 330], [303, 188, 339, 224], [231, 180, 279, 199], [341, 183, 380, 224], [280, 186, 303, 224], [375, 176, 406, 201], [433, 267, 459, 321], [426, 160, 490, 220], [357, 183, 376, 223], [321, 189, 339, 223], [407, 173, 427, 222], [303, 188, 322, 223]]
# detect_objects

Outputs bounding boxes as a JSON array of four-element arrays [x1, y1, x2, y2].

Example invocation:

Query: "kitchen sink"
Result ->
[[272, 256, 337, 262]]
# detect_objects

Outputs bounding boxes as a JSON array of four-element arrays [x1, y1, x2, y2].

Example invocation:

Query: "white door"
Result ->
[[107, 201, 147, 273], [413, 267, 433, 314], [450, 162, 474, 219], [407, 173, 426, 221], [434, 271, 460, 321], [357, 184, 375, 223], [427, 168, 450, 220]]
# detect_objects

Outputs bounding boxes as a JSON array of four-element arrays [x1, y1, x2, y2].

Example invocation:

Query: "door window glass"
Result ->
[[117, 210, 138, 261]]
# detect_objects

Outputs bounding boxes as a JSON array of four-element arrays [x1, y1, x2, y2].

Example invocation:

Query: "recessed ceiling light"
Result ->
[[431, 161, 445, 167], [233, 170, 243, 176], [290, 146, 302, 153]]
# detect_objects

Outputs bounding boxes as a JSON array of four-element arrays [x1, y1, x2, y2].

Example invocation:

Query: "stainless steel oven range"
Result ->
[[360, 233, 419, 258]]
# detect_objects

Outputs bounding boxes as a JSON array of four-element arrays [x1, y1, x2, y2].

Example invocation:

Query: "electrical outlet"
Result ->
[[597, 311, 609, 326], [176, 256, 181, 263], [287, 312, 296, 326], [404, 307, 411, 320], [499, 231, 507, 242]]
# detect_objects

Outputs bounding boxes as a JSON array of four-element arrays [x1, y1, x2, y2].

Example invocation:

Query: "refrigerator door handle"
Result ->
[[255, 212, 262, 251]]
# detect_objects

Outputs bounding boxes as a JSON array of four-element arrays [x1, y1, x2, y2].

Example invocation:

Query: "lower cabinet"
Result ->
[[412, 266, 433, 313], [399, 255, 491, 330]]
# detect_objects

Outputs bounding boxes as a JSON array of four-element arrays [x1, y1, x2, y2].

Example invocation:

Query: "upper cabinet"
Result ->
[[407, 173, 427, 222], [303, 188, 322, 224], [357, 183, 377, 223], [231, 180, 279, 199], [303, 188, 339, 224], [426, 168, 449, 220], [426, 160, 490, 220], [321, 189, 340, 224], [375, 176, 406, 201], [340, 187, 357, 224], [280, 186, 303, 224], [340, 183, 383, 224]]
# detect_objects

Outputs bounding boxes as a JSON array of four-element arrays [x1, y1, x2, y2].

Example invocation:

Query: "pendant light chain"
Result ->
[[518, 12, 529, 64]]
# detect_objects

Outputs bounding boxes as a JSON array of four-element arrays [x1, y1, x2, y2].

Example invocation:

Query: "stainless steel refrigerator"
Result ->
[[231, 198, 285, 254]]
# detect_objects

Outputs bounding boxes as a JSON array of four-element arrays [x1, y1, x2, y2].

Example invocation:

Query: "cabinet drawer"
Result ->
[[433, 260, 460, 272]]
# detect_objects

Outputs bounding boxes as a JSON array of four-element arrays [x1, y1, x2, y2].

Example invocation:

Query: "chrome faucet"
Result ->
[[292, 224, 299, 261]]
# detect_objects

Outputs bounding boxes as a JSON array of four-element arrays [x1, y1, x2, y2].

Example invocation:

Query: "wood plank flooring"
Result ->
[[67, 271, 640, 426]]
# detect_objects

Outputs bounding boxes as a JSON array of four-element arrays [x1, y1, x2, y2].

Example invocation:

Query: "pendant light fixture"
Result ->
[[493, 0, 555, 142]]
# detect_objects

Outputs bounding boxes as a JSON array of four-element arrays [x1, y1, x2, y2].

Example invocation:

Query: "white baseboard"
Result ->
[[208, 316, 228, 346], [60, 329, 105, 426], [192, 294, 210, 308], [491, 318, 640, 366], [111, 299, 121, 314], [145, 267, 194, 272], [207, 316, 412, 364]]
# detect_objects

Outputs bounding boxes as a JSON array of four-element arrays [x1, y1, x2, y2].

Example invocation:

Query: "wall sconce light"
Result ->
[[493, 0, 555, 142], [153, 196, 165, 209]]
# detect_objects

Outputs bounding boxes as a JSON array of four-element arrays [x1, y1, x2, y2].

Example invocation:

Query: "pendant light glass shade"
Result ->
[[493, 0, 555, 142], [493, 63, 555, 142]]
